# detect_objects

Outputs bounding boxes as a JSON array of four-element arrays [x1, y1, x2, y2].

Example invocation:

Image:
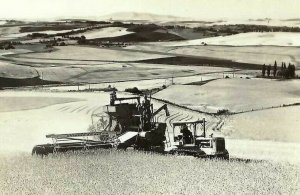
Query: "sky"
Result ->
[[0, 0, 299, 20]]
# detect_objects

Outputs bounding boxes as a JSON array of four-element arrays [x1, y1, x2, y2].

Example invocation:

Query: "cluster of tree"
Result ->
[[232, 24, 300, 33], [56, 29, 89, 37], [262, 61, 296, 78], [77, 35, 87, 44], [193, 24, 300, 35], [92, 40, 129, 48], [165, 25, 188, 30], [61, 20, 111, 25], [85, 21, 111, 25], [40, 38, 66, 47], [44, 42, 66, 47], [0, 41, 18, 50], [216, 109, 230, 115], [124, 87, 143, 94], [27, 33, 48, 38], [39, 37, 65, 43], [65, 35, 86, 41], [44, 35, 87, 45]]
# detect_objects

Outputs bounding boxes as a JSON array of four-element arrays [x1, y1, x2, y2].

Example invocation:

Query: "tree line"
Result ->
[[262, 61, 296, 78], [193, 24, 300, 34]]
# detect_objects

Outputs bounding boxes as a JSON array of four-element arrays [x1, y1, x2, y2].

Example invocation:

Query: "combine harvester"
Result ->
[[32, 92, 229, 159]]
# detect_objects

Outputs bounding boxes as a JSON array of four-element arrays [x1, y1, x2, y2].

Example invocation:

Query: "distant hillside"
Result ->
[[87, 23, 185, 42], [99, 12, 191, 22], [0, 76, 61, 88], [90, 31, 184, 42]]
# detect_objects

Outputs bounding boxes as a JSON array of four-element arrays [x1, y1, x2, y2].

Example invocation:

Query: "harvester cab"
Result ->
[[168, 119, 229, 159], [103, 93, 169, 134], [105, 93, 170, 151]]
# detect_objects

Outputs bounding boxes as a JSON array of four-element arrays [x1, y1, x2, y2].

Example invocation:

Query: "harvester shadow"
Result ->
[[229, 157, 266, 163]]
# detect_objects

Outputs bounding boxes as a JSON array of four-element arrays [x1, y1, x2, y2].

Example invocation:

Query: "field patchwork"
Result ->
[[163, 32, 300, 47], [154, 78, 300, 113], [76, 27, 134, 39], [16, 46, 171, 62]]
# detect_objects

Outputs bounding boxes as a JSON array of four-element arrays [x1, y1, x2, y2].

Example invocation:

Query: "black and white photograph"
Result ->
[[0, 0, 299, 194]]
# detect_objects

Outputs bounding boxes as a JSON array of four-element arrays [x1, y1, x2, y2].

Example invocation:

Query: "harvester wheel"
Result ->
[[170, 150, 179, 156], [32, 145, 53, 156], [32, 146, 46, 156]]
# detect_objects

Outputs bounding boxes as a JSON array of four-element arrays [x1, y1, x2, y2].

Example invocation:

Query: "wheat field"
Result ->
[[0, 150, 299, 195]]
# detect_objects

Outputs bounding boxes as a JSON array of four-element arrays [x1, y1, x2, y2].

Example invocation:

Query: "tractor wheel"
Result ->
[[223, 154, 230, 160], [217, 154, 229, 160]]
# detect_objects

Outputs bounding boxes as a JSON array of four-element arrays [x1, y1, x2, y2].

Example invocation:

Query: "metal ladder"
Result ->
[[165, 127, 172, 148]]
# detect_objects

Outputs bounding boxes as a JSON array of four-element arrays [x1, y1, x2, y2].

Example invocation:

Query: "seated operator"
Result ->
[[180, 124, 193, 144], [110, 90, 117, 105]]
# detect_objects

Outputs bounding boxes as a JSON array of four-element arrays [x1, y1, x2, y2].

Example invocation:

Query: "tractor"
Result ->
[[166, 120, 229, 159]]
